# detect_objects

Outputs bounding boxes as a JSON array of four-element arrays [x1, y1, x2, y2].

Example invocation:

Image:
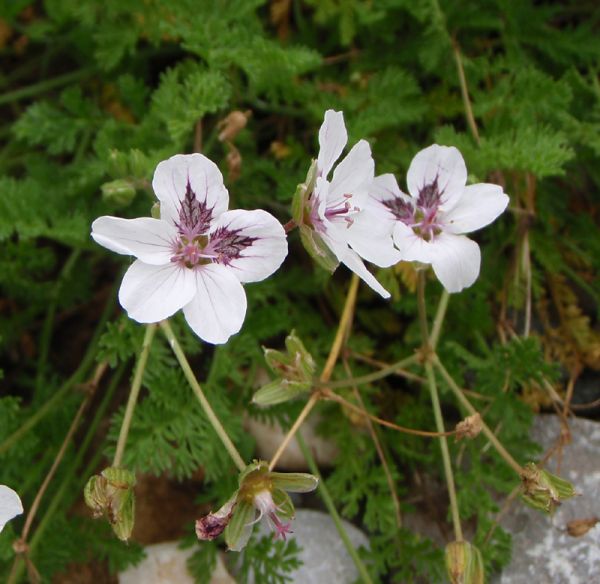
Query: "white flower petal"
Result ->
[[346, 209, 401, 268], [119, 260, 197, 323], [444, 183, 509, 234], [407, 144, 467, 210], [340, 248, 391, 299], [393, 221, 433, 264], [429, 233, 481, 293], [328, 139, 374, 203], [317, 110, 347, 179], [183, 264, 247, 344], [210, 209, 288, 283], [0, 485, 23, 533], [91, 216, 176, 265], [152, 153, 229, 226], [370, 173, 410, 204]]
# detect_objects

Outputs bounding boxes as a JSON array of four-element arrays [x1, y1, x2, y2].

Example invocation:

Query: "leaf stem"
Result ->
[[430, 290, 450, 350], [35, 249, 82, 393], [0, 68, 92, 106], [452, 38, 481, 145], [159, 320, 246, 472], [296, 432, 374, 584], [323, 354, 420, 390], [0, 285, 115, 456], [432, 355, 524, 475], [321, 388, 455, 438], [112, 324, 156, 468]]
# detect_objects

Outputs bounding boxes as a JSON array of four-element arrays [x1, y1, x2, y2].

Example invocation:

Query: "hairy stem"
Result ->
[[297, 432, 374, 584], [433, 356, 524, 475], [160, 320, 246, 472], [113, 324, 157, 468]]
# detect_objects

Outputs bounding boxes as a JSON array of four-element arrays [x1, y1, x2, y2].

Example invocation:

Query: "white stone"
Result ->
[[496, 415, 600, 584], [246, 509, 369, 584], [119, 542, 235, 584], [245, 416, 339, 471]]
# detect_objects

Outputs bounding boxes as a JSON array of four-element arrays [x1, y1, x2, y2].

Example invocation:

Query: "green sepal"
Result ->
[[520, 462, 577, 513], [83, 467, 136, 541], [224, 500, 255, 552], [270, 472, 319, 493], [150, 202, 161, 219], [101, 179, 136, 207], [445, 541, 484, 584], [284, 331, 316, 379], [252, 379, 311, 406], [299, 225, 339, 273], [291, 159, 317, 225], [272, 488, 295, 521]]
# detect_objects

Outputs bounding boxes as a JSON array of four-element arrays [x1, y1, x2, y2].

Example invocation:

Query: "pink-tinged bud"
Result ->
[[195, 494, 237, 541]]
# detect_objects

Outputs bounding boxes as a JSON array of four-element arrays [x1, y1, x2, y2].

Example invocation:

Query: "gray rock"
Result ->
[[119, 541, 235, 584], [247, 509, 369, 584], [497, 415, 600, 584]]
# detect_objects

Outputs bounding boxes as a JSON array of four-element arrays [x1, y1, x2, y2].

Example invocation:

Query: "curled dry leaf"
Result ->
[[455, 413, 483, 441], [566, 517, 599, 537]]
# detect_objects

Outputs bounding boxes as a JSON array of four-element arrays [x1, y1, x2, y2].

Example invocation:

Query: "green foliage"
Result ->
[[1, 0, 599, 581], [238, 535, 302, 584]]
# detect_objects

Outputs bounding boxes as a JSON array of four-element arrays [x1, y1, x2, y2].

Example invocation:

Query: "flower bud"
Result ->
[[84, 467, 136, 541], [520, 462, 577, 514], [101, 179, 136, 207], [254, 332, 316, 405], [445, 541, 484, 584]]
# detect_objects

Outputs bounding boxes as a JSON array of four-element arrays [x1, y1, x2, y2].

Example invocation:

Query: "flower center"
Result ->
[[170, 182, 256, 269], [384, 178, 443, 241]]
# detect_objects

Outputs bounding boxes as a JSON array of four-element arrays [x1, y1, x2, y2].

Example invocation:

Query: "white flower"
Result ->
[[0, 485, 23, 533], [305, 110, 401, 298], [372, 144, 509, 293], [92, 154, 288, 344]]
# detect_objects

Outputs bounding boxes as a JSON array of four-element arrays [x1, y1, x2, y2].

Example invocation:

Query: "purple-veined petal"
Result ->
[[443, 183, 509, 234], [152, 153, 229, 227], [119, 260, 197, 323], [328, 139, 374, 203], [407, 145, 467, 211], [346, 209, 401, 268], [429, 233, 481, 293], [393, 221, 433, 264], [370, 173, 410, 204], [182, 264, 247, 344], [340, 248, 391, 299], [317, 110, 347, 179], [209, 209, 288, 283], [0, 485, 23, 533], [91, 216, 176, 265]]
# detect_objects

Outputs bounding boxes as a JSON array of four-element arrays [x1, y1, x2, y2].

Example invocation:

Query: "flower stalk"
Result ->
[[418, 271, 463, 542], [433, 355, 524, 476], [113, 324, 157, 468], [268, 274, 360, 471], [160, 320, 246, 471]]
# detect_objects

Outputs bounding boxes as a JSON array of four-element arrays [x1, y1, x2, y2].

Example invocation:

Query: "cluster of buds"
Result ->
[[196, 460, 318, 551], [520, 462, 577, 514], [84, 467, 136, 541], [252, 331, 316, 406]]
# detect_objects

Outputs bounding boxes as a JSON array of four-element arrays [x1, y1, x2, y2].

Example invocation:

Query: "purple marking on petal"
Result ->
[[209, 226, 257, 264], [384, 198, 415, 224], [417, 177, 442, 209], [176, 181, 213, 239]]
